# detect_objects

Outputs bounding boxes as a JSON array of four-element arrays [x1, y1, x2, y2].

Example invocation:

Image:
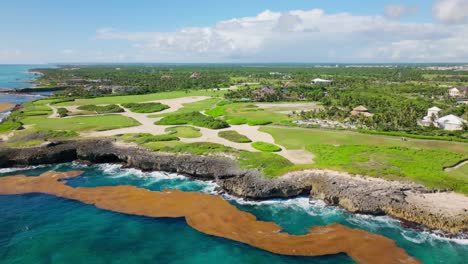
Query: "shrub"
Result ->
[[77, 104, 123, 114], [251, 142, 282, 152], [156, 112, 229, 129], [218, 131, 251, 143], [57, 108, 69, 117], [122, 102, 170, 113]]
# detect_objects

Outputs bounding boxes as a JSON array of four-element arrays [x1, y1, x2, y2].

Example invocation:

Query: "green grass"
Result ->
[[306, 144, 468, 194], [122, 102, 169, 113], [77, 104, 124, 114], [251, 142, 282, 152], [165, 126, 202, 138], [218, 130, 251, 143], [260, 126, 468, 155], [156, 112, 229, 129], [21, 115, 141, 132], [205, 106, 226, 117], [238, 151, 293, 177], [55, 90, 225, 106], [447, 163, 468, 180], [0, 121, 23, 133]]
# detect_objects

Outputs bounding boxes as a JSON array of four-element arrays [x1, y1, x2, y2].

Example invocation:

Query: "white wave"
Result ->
[[0, 165, 46, 174]]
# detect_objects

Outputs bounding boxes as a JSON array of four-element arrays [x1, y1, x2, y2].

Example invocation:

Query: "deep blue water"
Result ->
[[0, 64, 53, 105], [0, 163, 467, 264]]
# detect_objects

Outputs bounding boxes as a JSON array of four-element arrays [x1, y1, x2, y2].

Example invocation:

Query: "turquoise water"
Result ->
[[0, 64, 52, 105], [0, 163, 467, 264]]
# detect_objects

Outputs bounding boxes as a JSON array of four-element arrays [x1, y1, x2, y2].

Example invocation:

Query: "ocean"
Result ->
[[0, 64, 53, 105], [0, 163, 466, 264]]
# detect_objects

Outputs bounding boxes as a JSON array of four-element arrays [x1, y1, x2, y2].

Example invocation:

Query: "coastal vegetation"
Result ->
[[122, 102, 169, 113], [120, 133, 180, 144], [218, 130, 251, 143]]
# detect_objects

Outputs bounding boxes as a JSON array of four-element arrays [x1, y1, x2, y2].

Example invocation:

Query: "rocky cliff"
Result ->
[[0, 139, 466, 235]]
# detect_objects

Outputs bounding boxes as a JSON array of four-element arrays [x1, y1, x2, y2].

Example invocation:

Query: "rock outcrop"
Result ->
[[0, 139, 467, 235]]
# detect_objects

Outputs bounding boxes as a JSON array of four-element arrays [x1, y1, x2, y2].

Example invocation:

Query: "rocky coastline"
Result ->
[[0, 139, 467, 236]]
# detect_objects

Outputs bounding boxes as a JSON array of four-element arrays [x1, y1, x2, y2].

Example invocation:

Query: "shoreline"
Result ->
[[0, 139, 467, 236]]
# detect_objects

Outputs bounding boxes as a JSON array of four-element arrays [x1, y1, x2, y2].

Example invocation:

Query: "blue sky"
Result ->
[[1, 0, 468, 63]]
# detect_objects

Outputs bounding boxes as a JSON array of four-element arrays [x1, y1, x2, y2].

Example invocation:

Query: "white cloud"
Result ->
[[93, 8, 468, 62], [433, 0, 468, 24], [384, 5, 419, 19]]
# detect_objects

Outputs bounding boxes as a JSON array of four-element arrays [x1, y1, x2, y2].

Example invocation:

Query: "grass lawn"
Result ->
[[218, 130, 251, 143], [260, 126, 468, 155], [260, 126, 468, 193], [21, 115, 141, 132], [165, 126, 202, 138], [55, 90, 225, 106], [447, 163, 468, 181], [223, 103, 292, 126]]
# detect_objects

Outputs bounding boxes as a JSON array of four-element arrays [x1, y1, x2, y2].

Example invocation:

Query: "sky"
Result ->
[[1, 0, 468, 64]]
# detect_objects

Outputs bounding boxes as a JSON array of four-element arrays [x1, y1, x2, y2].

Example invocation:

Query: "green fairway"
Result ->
[[21, 115, 141, 132], [55, 90, 225, 106], [260, 126, 468, 193], [165, 126, 202, 138], [260, 126, 468, 155]]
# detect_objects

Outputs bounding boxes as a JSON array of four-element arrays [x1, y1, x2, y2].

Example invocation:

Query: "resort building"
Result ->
[[312, 78, 333, 85], [350, 105, 374, 117], [448, 86, 468, 98], [418, 107, 467, 130], [435, 115, 467, 131], [418, 106, 442, 127]]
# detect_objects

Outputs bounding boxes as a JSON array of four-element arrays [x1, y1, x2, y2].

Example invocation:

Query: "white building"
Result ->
[[312, 78, 333, 85], [448, 86, 468, 98], [436, 115, 467, 131], [418, 106, 441, 127]]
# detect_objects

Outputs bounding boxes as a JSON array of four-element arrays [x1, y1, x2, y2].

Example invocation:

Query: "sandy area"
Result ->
[[0, 104, 16, 112]]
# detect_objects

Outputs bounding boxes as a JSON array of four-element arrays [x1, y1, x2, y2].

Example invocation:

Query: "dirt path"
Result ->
[[444, 159, 468, 172], [46, 103, 59, 118]]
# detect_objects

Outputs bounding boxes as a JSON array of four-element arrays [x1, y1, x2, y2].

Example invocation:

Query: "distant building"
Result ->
[[312, 78, 333, 85], [351, 105, 374, 117], [418, 107, 467, 130], [448, 86, 468, 98], [161, 75, 172, 80], [190, 72, 201, 79]]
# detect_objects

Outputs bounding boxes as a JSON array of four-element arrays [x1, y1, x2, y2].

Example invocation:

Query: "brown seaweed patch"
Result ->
[[0, 171, 421, 264]]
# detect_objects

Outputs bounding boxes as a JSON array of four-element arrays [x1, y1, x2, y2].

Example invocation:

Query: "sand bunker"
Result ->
[[0, 171, 420, 264]]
